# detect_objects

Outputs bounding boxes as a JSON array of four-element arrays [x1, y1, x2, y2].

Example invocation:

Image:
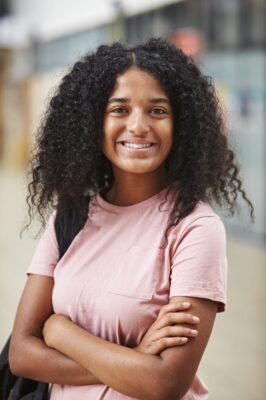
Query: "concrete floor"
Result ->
[[0, 168, 265, 400]]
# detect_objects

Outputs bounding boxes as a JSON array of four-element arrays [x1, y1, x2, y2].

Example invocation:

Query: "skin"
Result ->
[[10, 67, 217, 399], [102, 67, 173, 205]]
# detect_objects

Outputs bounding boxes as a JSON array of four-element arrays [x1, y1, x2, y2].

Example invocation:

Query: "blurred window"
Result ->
[[126, 0, 265, 50]]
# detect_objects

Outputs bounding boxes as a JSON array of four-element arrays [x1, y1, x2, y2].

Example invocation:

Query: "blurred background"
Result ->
[[0, 0, 265, 399]]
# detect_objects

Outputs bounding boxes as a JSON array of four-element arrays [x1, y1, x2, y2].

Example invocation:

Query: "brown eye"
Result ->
[[111, 107, 127, 114], [151, 108, 167, 115]]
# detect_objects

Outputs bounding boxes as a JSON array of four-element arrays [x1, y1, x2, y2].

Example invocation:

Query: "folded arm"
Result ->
[[9, 274, 199, 389], [9, 274, 100, 385], [43, 296, 217, 400]]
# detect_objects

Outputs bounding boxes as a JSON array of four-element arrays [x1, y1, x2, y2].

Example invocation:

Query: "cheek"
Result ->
[[157, 120, 173, 144], [161, 129, 173, 152], [103, 119, 119, 144]]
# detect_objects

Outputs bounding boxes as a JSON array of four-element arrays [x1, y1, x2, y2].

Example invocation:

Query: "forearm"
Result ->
[[9, 335, 101, 386], [46, 319, 172, 400]]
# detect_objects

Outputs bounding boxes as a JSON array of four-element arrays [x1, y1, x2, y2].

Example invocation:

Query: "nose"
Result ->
[[126, 109, 150, 136]]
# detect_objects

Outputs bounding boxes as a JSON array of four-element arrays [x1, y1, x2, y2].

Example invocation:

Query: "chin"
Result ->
[[121, 163, 160, 175]]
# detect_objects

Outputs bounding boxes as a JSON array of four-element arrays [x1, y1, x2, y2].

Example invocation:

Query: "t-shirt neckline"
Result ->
[[95, 185, 172, 214]]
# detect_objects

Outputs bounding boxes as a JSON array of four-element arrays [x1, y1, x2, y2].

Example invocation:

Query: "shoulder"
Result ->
[[168, 201, 226, 251], [185, 201, 223, 221], [180, 201, 224, 232]]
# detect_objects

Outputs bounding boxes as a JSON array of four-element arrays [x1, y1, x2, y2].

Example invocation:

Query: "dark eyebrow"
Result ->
[[149, 98, 170, 105], [107, 97, 170, 105], [107, 97, 129, 104]]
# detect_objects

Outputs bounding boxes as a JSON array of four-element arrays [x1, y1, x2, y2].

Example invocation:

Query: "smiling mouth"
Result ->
[[118, 141, 154, 149]]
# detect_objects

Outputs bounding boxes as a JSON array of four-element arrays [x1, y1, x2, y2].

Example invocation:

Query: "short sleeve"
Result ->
[[27, 211, 59, 277], [169, 214, 227, 312]]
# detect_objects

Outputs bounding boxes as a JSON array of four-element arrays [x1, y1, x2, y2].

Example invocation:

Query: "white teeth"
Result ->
[[122, 142, 152, 149]]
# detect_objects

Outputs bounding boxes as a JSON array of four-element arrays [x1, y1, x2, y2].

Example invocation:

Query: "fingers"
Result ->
[[137, 301, 200, 356], [147, 336, 189, 355], [155, 311, 200, 330], [157, 301, 191, 318], [152, 325, 198, 342]]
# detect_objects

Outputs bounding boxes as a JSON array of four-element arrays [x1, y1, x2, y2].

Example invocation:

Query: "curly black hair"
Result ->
[[26, 38, 254, 255]]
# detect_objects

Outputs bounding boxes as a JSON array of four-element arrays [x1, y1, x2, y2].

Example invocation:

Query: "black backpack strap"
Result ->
[[54, 196, 89, 260]]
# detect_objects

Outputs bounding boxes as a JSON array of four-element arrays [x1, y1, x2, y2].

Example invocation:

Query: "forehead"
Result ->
[[111, 67, 168, 98]]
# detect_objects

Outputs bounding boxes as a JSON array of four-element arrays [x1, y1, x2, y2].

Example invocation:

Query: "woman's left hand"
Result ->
[[43, 314, 70, 348], [135, 301, 199, 355]]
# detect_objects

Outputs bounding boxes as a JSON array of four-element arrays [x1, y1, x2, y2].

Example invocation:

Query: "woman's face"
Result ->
[[103, 67, 173, 177]]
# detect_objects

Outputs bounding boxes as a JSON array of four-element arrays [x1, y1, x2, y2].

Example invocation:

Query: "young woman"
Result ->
[[9, 38, 253, 400]]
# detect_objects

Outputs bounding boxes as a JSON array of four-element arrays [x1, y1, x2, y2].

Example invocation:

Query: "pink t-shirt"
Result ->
[[27, 187, 227, 400]]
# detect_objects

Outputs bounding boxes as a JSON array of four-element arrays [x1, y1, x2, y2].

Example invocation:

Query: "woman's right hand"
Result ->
[[135, 302, 200, 355]]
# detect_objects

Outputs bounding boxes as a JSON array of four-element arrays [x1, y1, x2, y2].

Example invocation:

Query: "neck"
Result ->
[[105, 168, 168, 206]]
